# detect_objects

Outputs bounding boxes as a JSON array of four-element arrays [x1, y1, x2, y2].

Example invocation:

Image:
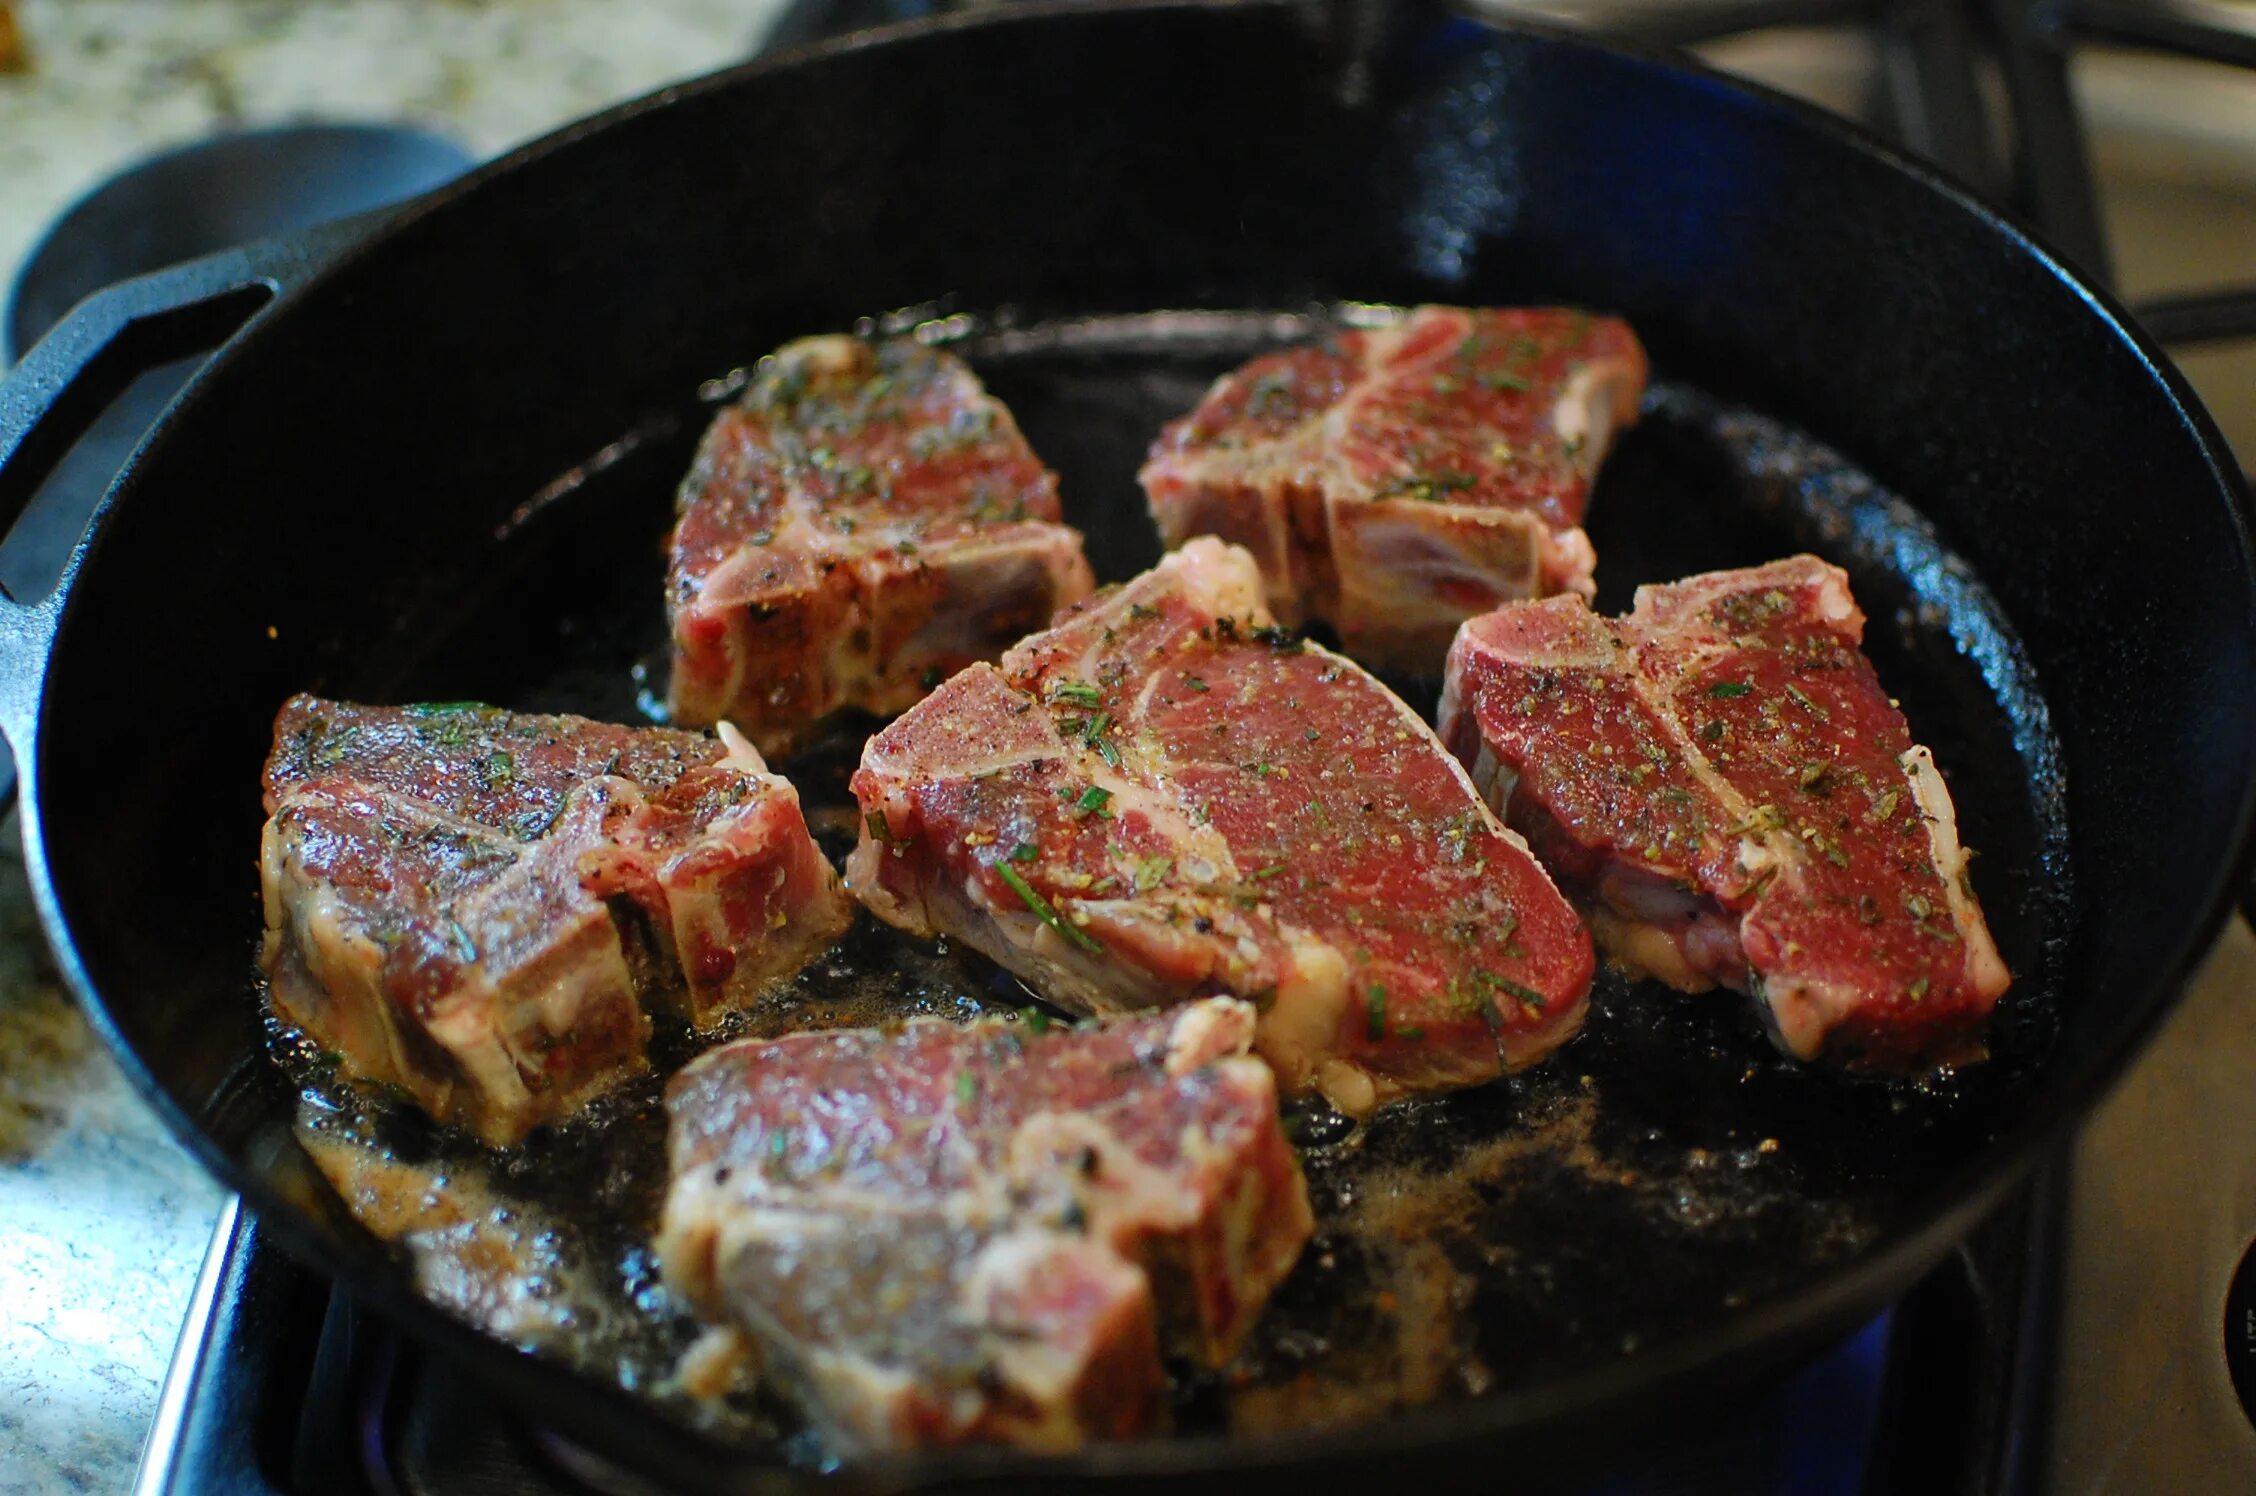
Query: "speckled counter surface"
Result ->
[[0, 5, 783, 1491], [0, 816, 221, 1495]]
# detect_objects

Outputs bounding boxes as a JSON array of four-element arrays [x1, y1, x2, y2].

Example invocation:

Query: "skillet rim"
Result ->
[[17, 0, 2256, 1483]]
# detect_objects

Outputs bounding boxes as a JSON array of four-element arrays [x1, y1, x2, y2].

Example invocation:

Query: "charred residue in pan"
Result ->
[[266, 304, 2069, 1459]]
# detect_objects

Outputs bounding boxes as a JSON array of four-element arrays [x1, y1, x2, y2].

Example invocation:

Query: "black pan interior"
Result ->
[[263, 303, 2071, 1462], [20, 3, 2254, 1487]]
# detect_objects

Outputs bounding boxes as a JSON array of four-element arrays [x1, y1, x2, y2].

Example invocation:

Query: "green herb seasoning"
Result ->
[[1007, 842, 1038, 863], [1051, 681, 1104, 709], [1077, 712, 1122, 768], [1074, 784, 1114, 817], [997, 862, 1103, 954], [1365, 984, 1389, 1042], [1708, 681, 1752, 699], [1182, 676, 1210, 694], [1493, 975, 1546, 1010], [1132, 855, 1173, 893]]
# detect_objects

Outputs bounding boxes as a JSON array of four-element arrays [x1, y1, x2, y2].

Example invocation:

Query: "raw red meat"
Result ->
[[657, 998, 1311, 1452], [1439, 556, 2010, 1069], [260, 697, 851, 1143], [1139, 306, 1647, 674], [849, 538, 1594, 1116], [666, 334, 1095, 756]]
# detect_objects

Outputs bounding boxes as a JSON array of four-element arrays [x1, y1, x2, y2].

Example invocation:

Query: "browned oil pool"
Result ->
[[267, 305, 2068, 1463]]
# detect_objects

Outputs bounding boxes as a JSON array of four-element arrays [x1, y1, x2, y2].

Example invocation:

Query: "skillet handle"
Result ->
[[0, 214, 379, 813]]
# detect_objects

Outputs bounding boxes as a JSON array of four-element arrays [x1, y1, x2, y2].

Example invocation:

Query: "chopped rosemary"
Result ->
[[1007, 841, 1038, 863], [1365, 984, 1389, 1042], [954, 1070, 980, 1104], [996, 861, 1103, 954], [1708, 681, 1752, 699], [1051, 680, 1104, 708], [1497, 979, 1552, 1010], [1182, 676, 1210, 693], [1251, 863, 1288, 880], [1078, 712, 1122, 768], [1132, 855, 1173, 893], [1074, 784, 1114, 817], [1477, 369, 1530, 391], [1022, 1006, 1050, 1035], [865, 811, 895, 844]]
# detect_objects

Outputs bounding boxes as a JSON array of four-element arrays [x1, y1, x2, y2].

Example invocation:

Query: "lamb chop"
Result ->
[[666, 334, 1095, 756], [849, 538, 1594, 1116], [1139, 306, 1647, 675], [1438, 556, 2010, 1069], [658, 998, 1312, 1452], [260, 697, 851, 1144]]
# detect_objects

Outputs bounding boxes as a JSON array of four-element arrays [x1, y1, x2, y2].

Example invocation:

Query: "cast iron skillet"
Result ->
[[1, 2, 2252, 1489]]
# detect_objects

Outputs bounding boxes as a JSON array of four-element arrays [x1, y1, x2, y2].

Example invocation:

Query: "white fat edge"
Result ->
[[1581, 901, 1716, 995], [442, 931, 641, 1113], [1314, 1059, 1379, 1118], [770, 333, 866, 377], [420, 980, 535, 1119], [669, 1324, 762, 1404], [290, 879, 452, 1100], [1546, 525, 1600, 599], [1165, 998, 1257, 1074], [1330, 500, 1547, 624], [1746, 967, 1865, 1062], [1004, 1112, 1195, 1238], [1155, 536, 1273, 624], [1899, 744, 2011, 997], [957, 1230, 1148, 1446], [914, 868, 1168, 1021], [713, 719, 772, 778], [1551, 357, 1639, 478], [1254, 939, 1355, 1106]]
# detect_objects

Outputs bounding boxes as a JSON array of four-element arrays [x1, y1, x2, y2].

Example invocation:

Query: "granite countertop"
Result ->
[[0, 4, 784, 1490]]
